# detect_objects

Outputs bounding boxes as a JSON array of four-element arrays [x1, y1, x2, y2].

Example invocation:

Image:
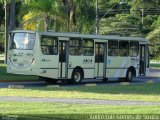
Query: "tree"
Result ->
[[0, 0, 9, 60], [147, 27, 160, 58], [0, 2, 4, 25], [100, 14, 140, 36], [147, 16, 160, 58], [130, 0, 160, 10], [62, 0, 95, 33], [23, 0, 66, 31], [73, 0, 95, 33], [0, 2, 5, 49]]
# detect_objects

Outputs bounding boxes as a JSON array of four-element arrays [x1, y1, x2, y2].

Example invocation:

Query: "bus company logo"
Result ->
[[83, 59, 93, 64], [42, 59, 51, 62]]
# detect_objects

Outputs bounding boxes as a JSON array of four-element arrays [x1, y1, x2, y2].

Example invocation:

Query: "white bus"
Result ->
[[7, 30, 149, 84]]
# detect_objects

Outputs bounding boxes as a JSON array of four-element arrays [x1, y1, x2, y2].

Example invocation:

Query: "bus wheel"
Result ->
[[125, 69, 133, 82], [71, 69, 83, 84]]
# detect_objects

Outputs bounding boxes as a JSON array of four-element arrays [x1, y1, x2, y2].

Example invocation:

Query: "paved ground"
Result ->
[[0, 96, 160, 106]]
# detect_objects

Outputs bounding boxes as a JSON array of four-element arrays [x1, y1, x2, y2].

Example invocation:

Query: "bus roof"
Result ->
[[11, 30, 148, 43], [11, 30, 35, 34]]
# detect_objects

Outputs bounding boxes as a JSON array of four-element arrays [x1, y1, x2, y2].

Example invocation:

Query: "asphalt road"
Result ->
[[0, 68, 160, 88], [1, 96, 160, 106]]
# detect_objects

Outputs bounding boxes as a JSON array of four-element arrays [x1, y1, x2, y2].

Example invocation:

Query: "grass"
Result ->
[[150, 60, 160, 68], [150, 63, 160, 68], [0, 64, 38, 81], [0, 101, 160, 120], [1, 82, 160, 102]]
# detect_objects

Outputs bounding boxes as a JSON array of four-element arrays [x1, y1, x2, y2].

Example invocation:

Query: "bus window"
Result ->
[[41, 37, 58, 55], [130, 42, 139, 57], [69, 38, 81, 56], [108, 40, 118, 56], [83, 39, 94, 56], [119, 41, 129, 57], [11, 33, 35, 50]]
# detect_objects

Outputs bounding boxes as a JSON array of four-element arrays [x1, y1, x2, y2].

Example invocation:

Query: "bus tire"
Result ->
[[125, 69, 133, 82], [71, 69, 83, 84]]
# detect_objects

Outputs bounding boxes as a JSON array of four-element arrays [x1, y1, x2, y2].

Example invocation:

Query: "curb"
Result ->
[[47, 85, 60, 88], [146, 80, 154, 84], [85, 83, 97, 86], [8, 85, 24, 89]]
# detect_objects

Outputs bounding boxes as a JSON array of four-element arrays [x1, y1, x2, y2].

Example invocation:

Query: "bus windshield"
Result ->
[[11, 33, 35, 50]]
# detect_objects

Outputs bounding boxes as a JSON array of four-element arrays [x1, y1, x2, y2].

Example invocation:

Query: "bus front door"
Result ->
[[139, 45, 146, 76], [59, 41, 69, 78], [95, 43, 106, 78]]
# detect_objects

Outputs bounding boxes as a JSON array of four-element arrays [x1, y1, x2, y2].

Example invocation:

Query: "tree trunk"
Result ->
[[4, 1, 9, 63], [9, 0, 15, 31], [69, 0, 74, 31], [64, 0, 74, 31], [45, 16, 50, 31], [64, 0, 69, 31]]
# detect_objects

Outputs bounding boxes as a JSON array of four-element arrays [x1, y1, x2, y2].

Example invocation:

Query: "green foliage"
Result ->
[[22, 0, 96, 33], [73, 0, 95, 33], [130, 0, 160, 10], [0, 25, 4, 50], [147, 27, 160, 58], [0, 3, 4, 25], [143, 15, 158, 33], [151, 16, 160, 29], [23, 0, 66, 31], [100, 14, 140, 36]]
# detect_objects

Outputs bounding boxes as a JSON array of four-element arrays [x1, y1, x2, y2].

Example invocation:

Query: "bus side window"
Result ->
[[130, 41, 139, 57], [119, 41, 129, 57], [28, 34, 35, 49], [41, 37, 58, 55], [108, 40, 118, 56], [83, 39, 94, 56], [69, 38, 81, 56]]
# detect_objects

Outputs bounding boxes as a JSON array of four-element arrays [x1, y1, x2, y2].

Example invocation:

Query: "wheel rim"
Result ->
[[128, 71, 132, 81], [74, 72, 81, 82]]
